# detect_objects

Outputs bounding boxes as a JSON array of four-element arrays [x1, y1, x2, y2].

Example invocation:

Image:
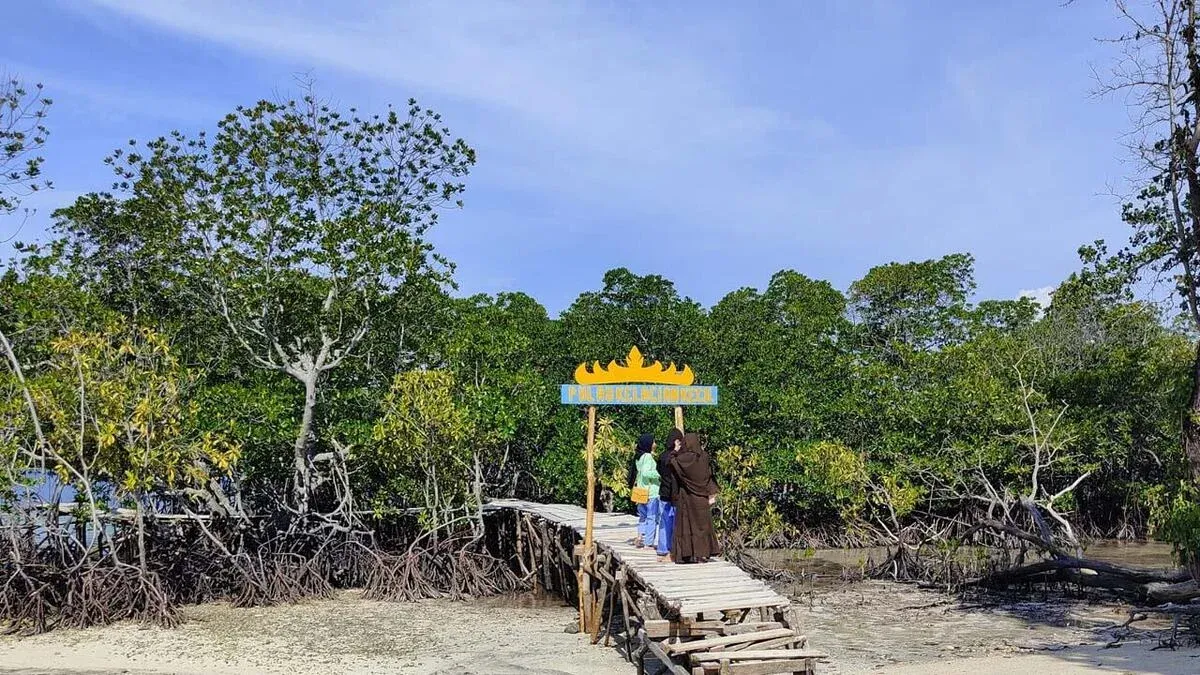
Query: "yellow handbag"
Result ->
[[630, 486, 650, 504]]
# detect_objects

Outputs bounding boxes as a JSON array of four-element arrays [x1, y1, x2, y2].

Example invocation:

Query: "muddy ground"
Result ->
[[795, 578, 1193, 674]]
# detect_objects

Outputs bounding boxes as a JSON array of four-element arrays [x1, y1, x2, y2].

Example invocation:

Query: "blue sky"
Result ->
[[1, 1, 1139, 314]]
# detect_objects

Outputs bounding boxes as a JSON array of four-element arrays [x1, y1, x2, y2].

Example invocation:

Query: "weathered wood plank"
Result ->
[[726, 658, 815, 675], [735, 635, 805, 651], [640, 630, 693, 675], [658, 583, 771, 593], [680, 600, 789, 615], [690, 649, 828, 663], [675, 591, 787, 605], [665, 628, 796, 654]]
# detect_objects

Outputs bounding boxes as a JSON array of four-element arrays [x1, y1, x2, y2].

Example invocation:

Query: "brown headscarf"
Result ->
[[671, 432, 717, 498]]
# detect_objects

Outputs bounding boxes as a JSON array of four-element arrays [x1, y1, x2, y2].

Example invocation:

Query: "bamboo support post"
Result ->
[[580, 405, 597, 631], [674, 405, 684, 431]]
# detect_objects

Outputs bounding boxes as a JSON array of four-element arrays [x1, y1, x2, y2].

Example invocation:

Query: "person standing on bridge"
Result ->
[[670, 432, 720, 563], [656, 428, 685, 563], [629, 433, 660, 548]]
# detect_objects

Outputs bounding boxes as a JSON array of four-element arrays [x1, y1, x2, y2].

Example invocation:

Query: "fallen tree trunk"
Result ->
[[1146, 579, 1200, 604], [964, 519, 1194, 601]]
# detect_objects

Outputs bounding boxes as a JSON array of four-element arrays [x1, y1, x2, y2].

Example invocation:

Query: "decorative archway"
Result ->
[[560, 346, 718, 632]]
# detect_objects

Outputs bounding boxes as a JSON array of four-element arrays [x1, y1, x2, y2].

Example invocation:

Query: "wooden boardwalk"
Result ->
[[488, 498, 790, 616], [486, 499, 827, 674]]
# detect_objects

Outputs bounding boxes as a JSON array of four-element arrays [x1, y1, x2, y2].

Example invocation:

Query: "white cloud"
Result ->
[[69, 0, 828, 231], [1018, 285, 1055, 310]]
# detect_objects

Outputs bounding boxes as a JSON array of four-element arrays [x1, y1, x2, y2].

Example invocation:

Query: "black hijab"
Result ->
[[626, 433, 656, 489], [657, 428, 685, 502]]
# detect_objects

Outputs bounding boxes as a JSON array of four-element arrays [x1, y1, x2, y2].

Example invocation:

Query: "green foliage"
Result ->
[[89, 93, 473, 363], [190, 375, 299, 490], [1150, 482, 1200, 574], [592, 416, 634, 502], [850, 253, 975, 351], [22, 324, 239, 499], [794, 441, 868, 521], [713, 445, 787, 544], [370, 370, 473, 523]]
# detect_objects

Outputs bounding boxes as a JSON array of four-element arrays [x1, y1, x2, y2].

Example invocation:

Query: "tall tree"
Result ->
[[848, 253, 976, 353], [86, 92, 475, 513], [1099, 0, 1200, 479]]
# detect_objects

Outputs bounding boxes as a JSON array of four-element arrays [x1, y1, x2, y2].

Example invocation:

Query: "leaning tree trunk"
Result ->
[[1184, 341, 1200, 484], [1183, 0, 1200, 486]]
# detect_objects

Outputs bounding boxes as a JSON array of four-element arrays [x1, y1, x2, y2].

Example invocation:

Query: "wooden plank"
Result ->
[[653, 580, 769, 591], [665, 628, 795, 654], [648, 571, 763, 581], [675, 591, 787, 605], [644, 620, 744, 639], [690, 650, 828, 663], [635, 567, 742, 577], [640, 631, 692, 675], [727, 659, 814, 675], [662, 588, 772, 598], [650, 578, 765, 587], [649, 620, 781, 636], [721, 622, 784, 635], [733, 635, 805, 651], [680, 600, 788, 615], [634, 568, 742, 579], [661, 585, 773, 599], [672, 596, 787, 609]]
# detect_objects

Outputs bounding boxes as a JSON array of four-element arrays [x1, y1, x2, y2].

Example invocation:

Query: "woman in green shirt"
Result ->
[[630, 433, 660, 548]]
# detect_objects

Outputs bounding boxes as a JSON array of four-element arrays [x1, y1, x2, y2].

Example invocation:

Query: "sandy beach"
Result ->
[[1, 586, 1197, 675], [0, 592, 625, 675]]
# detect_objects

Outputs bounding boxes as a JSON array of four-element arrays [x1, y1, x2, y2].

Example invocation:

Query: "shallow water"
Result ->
[[755, 539, 1177, 584], [1080, 540, 1175, 569]]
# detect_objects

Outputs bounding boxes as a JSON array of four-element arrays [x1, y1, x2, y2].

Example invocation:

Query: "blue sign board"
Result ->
[[560, 384, 718, 406]]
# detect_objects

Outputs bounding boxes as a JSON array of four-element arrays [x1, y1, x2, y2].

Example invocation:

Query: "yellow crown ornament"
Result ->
[[573, 346, 695, 386]]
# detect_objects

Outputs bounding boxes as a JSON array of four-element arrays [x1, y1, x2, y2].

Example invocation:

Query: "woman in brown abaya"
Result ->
[[670, 432, 720, 562]]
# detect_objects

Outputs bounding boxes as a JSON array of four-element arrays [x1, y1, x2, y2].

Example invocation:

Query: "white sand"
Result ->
[[1, 590, 1198, 674], [0, 591, 628, 674]]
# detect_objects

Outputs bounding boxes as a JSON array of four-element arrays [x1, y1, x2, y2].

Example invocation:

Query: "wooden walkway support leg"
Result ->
[[579, 405, 598, 631]]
